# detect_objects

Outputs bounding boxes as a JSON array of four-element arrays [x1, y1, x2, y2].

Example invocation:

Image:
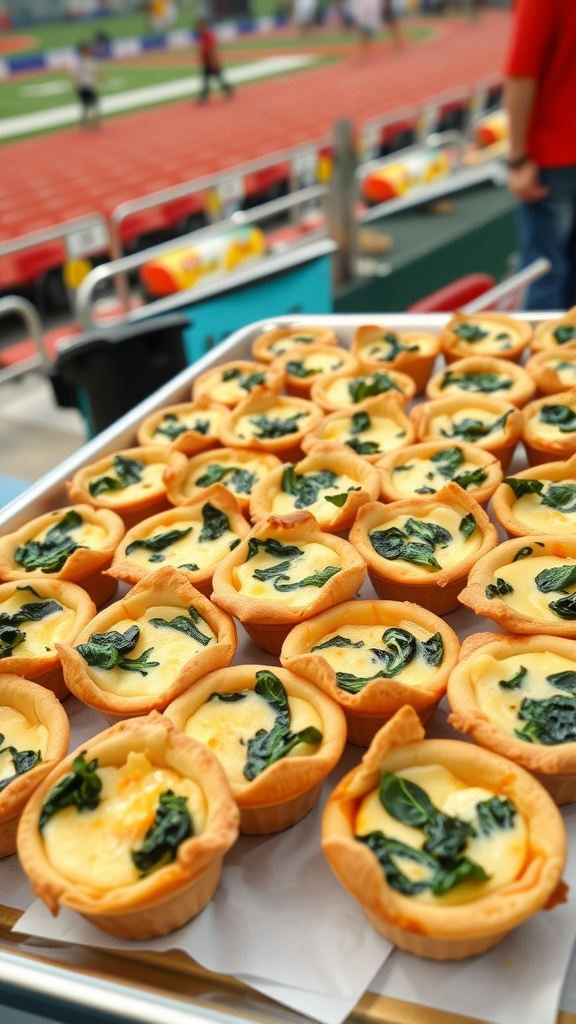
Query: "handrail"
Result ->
[[462, 257, 551, 312], [0, 213, 110, 260], [0, 295, 48, 384]]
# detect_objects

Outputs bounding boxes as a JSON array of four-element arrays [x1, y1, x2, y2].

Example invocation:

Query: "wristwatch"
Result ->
[[508, 154, 531, 169]]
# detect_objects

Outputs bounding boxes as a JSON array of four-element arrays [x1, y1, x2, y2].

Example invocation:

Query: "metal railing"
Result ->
[[462, 258, 551, 312], [0, 295, 49, 384]]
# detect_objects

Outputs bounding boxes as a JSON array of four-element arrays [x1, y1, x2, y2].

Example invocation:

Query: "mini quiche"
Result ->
[[0, 578, 95, 699], [530, 306, 576, 354], [249, 442, 381, 534], [68, 447, 172, 531], [521, 388, 576, 465], [16, 712, 240, 939], [352, 324, 440, 394], [57, 567, 236, 719], [301, 394, 415, 463], [251, 323, 339, 364], [525, 343, 576, 397], [136, 397, 229, 456], [0, 673, 70, 857], [448, 632, 576, 805], [411, 394, 523, 471], [211, 511, 366, 655], [459, 535, 576, 638], [164, 664, 346, 834], [426, 356, 536, 407], [192, 359, 284, 408], [321, 705, 566, 960], [217, 389, 324, 462], [310, 367, 416, 414], [270, 344, 358, 399], [163, 447, 281, 516], [349, 484, 497, 615], [0, 504, 124, 609], [439, 311, 532, 364], [492, 455, 576, 539], [107, 484, 250, 595], [281, 599, 458, 746], [375, 440, 502, 507]]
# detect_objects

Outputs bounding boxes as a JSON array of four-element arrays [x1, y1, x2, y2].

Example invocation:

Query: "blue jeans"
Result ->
[[517, 165, 576, 310]]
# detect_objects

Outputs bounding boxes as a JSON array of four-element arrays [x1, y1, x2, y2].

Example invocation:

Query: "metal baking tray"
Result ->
[[1, 312, 575, 1024]]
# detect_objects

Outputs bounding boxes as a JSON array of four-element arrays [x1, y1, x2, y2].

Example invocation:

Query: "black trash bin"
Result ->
[[49, 312, 189, 437]]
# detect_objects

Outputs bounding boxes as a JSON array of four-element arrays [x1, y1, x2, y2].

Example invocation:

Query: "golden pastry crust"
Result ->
[[67, 447, 172, 531], [459, 534, 576, 637], [349, 483, 497, 614], [352, 323, 440, 394], [375, 439, 502, 506], [321, 706, 567, 959], [16, 712, 240, 938], [0, 673, 70, 857], [0, 578, 96, 699], [280, 599, 459, 746], [301, 393, 415, 463], [426, 355, 536, 407], [217, 389, 324, 462], [0, 504, 124, 609], [310, 367, 416, 414], [136, 397, 229, 456], [439, 311, 532, 364], [521, 388, 576, 465], [211, 511, 367, 655], [411, 394, 523, 472], [492, 454, 576, 539], [57, 566, 237, 718], [164, 664, 346, 834], [251, 324, 339, 364], [448, 632, 576, 803], [249, 442, 381, 533], [107, 484, 250, 595], [530, 306, 576, 354], [270, 344, 358, 399], [525, 343, 576, 397], [163, 446, 281, 515], [192, 360, 284, 408]]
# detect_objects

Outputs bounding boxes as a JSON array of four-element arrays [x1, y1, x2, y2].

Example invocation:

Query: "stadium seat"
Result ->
[[406, 273, 497, 313]]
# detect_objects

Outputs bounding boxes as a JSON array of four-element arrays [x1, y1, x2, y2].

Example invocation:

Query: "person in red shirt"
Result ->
[[505, 0, 576, 309], [196, 19, 234, 104]]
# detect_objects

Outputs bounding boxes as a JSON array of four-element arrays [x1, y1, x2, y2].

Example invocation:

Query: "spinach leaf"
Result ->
[[368, 332, 419, 361], [540, 404, 576, 433], [439, 410, 512, 442], [150, 607, 212, 647], [243, 669, 323, 780], [453, 467, 488, 490], [0, 625, 26, 659], [404, 517, 452, 548], [485, 578, 514, 600], [195, 464, 257, 495], [415, 486, 436, 494], [198, 502, 229, 542], [154, 413, 188, 440], [423, 811, 476, 861], [379, 771, 435, 827], [549, 593, 576, 619], [240, 371, 266, 391], [440, 371, 512, 393], [370, 527, 441, 571], [125, 528, 192, 558], [334, 628, 422, 692], [272, 566, 341, 591], [131, 790, 192, 875], [285, 360, 318, 379], [452, 323, 489, 342], [420, 631, 444, 666], [77, 625, 160, 675], [14, 510, 86, 574], [247, 537, 303, 562], [541, 483, 576, 514], [253, 559, 294, 581], [0, 598, 63, 658], [325, 489, 360, 507], [553, 326, 576, 345], [208, 691, 248, 703], [39, 752, 102, 829], [281, 466, 338, 509], [370, 627, 417, 676], [88, 455, 145, 497], [476, 796, 516, 835], [312, 634, 365, 651], [349, 410, 371, 435], [346, 437, 380, 455], [222, 367, 241, 381], [249, 412, 306, 439], [516, 695, 576, 744], [348, 372, 401, 403], [459, 513, 476, 538], [546, 671, 576, 694], [430, 446, 464, 479], [534, 565, 576, 594], [355, 832, 437, 896], [513, 546, 533, 562], [0, 741, 41, 792], [502, 477, 544, 500], [498, 665, 527, 690]]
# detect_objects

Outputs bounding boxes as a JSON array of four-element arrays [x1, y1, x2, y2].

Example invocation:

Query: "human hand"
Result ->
[[508, 160, 549, 203]]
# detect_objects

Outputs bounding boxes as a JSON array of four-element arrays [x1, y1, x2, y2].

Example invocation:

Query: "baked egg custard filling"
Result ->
[[368, 507, 482, 576], [357, 331, 436, 361], [448, 319, 520, 354], [151, 409, 222, 443], [121, 503, 242, 573], [323, 372, 405, 407], [269, 466, 361, 519], [322, 409, 407, 455], [0, 587, 73, 659], [188, 454, 274, 500], [232, 538, 342, 609], [501, 477, 576, 534], [484, 555, 576, 623], [13, 510, 108, 573], [87, 456, 165, 505], [0, 706, 47, 786], [429, 407, 512, 444], [390, 448, 487, 496], [233, 403, 313, 442]]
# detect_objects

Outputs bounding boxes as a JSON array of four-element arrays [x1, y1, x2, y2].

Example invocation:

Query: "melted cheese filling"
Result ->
[[370, 507, 482, 576], [359, 332, 435, 360], [83, 604, 216, 696], [311, 621, 439, 688], [233, 541, 341, 609], [469, 650, 576, 739], [508, 479, 576, 536], [438, 372, 512, 395], [233, 403, 312, 442], [42, 752, 205, 890], [88, 463, 166, 505], [324, 375, 405, 407], [390, 454, 483, 496], [268, 333, 319, 357], [208, 370, 268, 404], [0, 707, 48, 781], [29, 516, 107, 552], [187, 454, 273, 499], [528, 403, 576, 441], [0, 592, 75, 657], [451, 319, 521, 354], [270, 471, 360, 521], [152, 409, 221, 441], [322, 414, 406, 453], [551, 361, 576, 386], [355, 764, 527, 904], [429, 407, 509, 444], [183, 690, 322, 787], [489, 554, 576, 622], [123, 516, 240, 571], [288, 351, 346, 376]]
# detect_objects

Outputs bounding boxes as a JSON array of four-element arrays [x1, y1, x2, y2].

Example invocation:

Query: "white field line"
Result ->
[[0, 54, 315, 141]]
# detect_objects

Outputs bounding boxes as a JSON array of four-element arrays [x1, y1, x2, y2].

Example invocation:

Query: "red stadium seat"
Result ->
[[406, 273, 497, 313]]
